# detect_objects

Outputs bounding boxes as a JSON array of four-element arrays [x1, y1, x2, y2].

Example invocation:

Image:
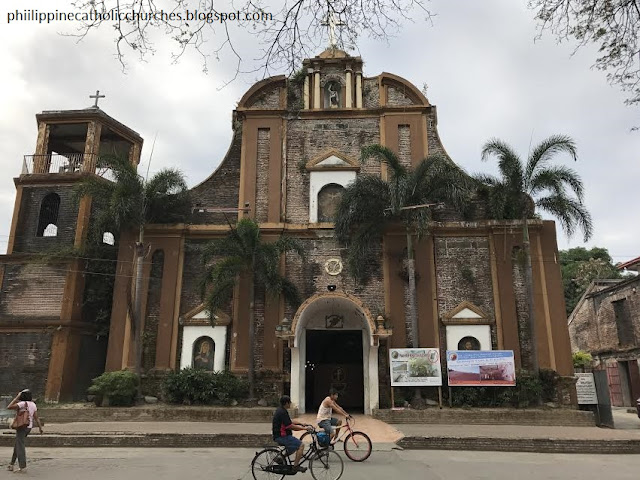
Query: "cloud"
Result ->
[[0, 0, 637, 265]]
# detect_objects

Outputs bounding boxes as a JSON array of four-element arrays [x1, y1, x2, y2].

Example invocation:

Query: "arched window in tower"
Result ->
[[36, 193, 60, 237], [102, 232, 115, 245], [317, 184, 345, 222], [324, 81, 341, 108], [458, 336, 481, 351]]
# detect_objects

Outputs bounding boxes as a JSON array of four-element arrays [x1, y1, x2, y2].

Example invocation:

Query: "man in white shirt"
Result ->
[[316, 388, 351, 441]]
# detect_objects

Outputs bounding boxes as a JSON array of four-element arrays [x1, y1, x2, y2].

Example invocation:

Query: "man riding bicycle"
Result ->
[[316, 388, 352, 441], [272, 395, 313, 473]]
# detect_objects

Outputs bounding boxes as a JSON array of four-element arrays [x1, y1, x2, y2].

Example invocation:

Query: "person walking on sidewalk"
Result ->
[[7, 389, 43, 474], [317, 388, 351, 441]]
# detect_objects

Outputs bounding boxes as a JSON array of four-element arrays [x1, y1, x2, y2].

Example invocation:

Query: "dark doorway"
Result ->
[[306, 330, 364, 412]]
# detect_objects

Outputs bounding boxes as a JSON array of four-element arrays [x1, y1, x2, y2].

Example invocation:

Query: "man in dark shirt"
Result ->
[[272, 395, 311, 472]]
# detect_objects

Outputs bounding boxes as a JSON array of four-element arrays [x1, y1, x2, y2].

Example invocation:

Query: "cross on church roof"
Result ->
[[321, 11, 345, 49], [89, 90, 105, 108]]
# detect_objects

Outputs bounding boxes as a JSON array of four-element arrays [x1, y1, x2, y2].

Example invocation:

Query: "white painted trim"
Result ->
[[445, 325, 492, 351], [309, 170, 356, 223]]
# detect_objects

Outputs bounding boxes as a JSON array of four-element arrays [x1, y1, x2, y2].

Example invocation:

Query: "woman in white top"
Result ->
[[7, 389, 43, 474]]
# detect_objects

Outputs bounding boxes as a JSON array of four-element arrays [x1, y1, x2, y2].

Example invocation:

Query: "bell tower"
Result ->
[[0, 99, 143, 402]]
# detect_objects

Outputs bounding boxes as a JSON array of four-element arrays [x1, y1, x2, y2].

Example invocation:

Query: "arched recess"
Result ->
[[37, 193, 60, 237], [289, 292, 379, 414], [317, 184, 345, 222]]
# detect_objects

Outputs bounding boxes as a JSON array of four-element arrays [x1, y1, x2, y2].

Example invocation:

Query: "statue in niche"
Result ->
[[325, 82, 340, 108], [193, 337, 215, 370]]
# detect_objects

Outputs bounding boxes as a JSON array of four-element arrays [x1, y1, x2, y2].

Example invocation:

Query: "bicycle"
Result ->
[[300, 417, 372, 462], [251, 427, 344, 480]]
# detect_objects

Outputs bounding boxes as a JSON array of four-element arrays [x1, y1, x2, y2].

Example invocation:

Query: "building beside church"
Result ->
[[568, 257, 640, 407], [1, 48, 574, 410]]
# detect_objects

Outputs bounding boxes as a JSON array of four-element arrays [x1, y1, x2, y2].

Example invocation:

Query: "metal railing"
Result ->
[[22, 154, 115, 181]]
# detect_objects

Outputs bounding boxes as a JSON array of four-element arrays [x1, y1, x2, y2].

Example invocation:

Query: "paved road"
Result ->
[[0, 448, 637, 479]]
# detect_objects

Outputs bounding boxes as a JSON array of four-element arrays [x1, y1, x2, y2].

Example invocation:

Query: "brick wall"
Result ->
[[387, 85, 415, 106], [512, 248, 532, 368], [13, 185, 79, 253], [0, 332, 52, 397], [362, 78, 380, 108], [285, 117, 379, 224], [246, 86, 281, 109], [143, 249, 165, 371], [189, 126, 242, 225], [255, 128, 270, 223], [72, 334, 108, 400], [434, 236, 495, 319], [569, 277, 640, 358], [0, 263, 66, 321]]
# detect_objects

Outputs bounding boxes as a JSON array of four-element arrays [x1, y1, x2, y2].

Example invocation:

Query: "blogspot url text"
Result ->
[[7, 8, 273, 24]]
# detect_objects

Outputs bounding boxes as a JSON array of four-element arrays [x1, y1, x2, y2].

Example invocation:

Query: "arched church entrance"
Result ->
[[289, 293, 379, 414], [305, 330, 364, 412]]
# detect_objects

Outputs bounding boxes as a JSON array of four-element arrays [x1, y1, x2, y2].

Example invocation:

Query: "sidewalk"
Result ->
[[1, 411, 638, 453]]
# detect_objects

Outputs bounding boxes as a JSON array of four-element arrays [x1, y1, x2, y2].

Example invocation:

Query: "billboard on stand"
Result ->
[[389, 348, 442, 387], [446, 350, 516, 386]]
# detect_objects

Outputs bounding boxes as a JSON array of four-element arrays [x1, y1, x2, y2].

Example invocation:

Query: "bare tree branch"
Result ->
[[530, 0, 640, 106], [66, 0, 434, 81]]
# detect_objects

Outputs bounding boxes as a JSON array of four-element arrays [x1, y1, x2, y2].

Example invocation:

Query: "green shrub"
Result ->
[[163, 368, 249, 405], [88, 370, 138, 406], [448, 369, 546, 408], [572, 351, 593, 369]]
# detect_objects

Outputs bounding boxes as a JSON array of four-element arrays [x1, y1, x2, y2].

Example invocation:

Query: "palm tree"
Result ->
[[74, 155, 190, 395], [335, 145, 474, 349], [201, 217, 304, 399], [477, 135, 593, 374]]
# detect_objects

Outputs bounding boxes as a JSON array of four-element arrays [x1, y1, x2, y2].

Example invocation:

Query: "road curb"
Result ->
[[1, 432, 640, 453], [397, 436, 640, 454]]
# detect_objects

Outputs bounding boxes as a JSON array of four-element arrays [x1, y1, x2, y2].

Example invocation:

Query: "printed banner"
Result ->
[[389, 348, 442, 387], [446, 350, 516, 386]]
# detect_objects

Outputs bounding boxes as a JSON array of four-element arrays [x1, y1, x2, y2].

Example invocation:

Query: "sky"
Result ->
[[1, 0, 638, 265]]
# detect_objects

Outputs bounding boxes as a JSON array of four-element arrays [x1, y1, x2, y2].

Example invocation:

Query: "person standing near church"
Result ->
[[7, 389, 42, 473], [317, 387, 351, 441]]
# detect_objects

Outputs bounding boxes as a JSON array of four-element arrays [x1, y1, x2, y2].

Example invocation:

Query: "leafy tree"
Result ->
[[68, 0, 434, 77], [74, 155, 191, 397], [530, 0, 640, 107], [335, 145, 474, 349], [477, 135, 592, 374], [201, 217, 303, 399], [560, 247, 621, 315]]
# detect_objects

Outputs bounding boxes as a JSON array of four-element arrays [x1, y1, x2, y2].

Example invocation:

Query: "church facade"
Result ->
[[1, 49, 574, 409]]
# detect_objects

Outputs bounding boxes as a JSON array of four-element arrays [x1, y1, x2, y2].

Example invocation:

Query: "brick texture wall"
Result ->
[[569, 277, 640, 358], [387, 85, 415, 106], [285, 118, 379, 224], [246, 86, 281, 109], [512, 248, 532, 368], [363, 78, 380, 109], [189, 126, 242, 225], [0, 332, 52, 397], [13, 185, 79, 253], [255, 128, 270, 223], [434, 236, 495, 318], [143, 249, 165, 371], [0, 263, 66, 321]]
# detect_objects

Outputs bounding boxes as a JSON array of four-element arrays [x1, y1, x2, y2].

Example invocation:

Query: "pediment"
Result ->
[[181, 304, 231, 326], [306, 149, 360, 171], [442, 301, 493, 325]]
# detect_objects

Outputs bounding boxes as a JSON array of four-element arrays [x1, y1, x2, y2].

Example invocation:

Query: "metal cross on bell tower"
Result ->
[[89, 90, 105, 108], [321, 11, 345, 49]]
